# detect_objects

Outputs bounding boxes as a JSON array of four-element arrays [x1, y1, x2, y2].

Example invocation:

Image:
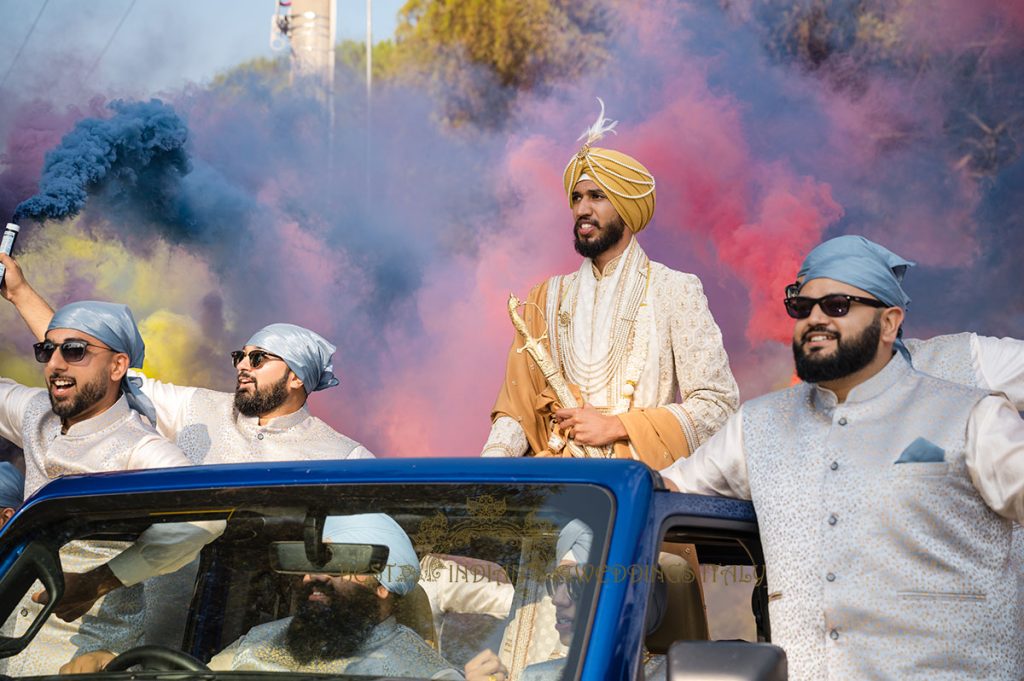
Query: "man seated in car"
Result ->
[[62, 514, 464, 678], [0, 461, 23, 529], [464, 520, 668, 681]]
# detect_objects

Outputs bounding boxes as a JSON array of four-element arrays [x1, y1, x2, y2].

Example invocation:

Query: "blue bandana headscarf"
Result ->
[[797, 235, 916, 358], [245, 324, 339, 395], [0, 463, 24, 508], [47, 301, 157, 425], [797, 235, 915, 309], [322, 514, 419, 596], [556, 519, 594, 564]]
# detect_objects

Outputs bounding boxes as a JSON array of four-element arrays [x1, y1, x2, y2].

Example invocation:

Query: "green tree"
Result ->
[[336, 39, 402, 83], [394, 0, 612, 128]]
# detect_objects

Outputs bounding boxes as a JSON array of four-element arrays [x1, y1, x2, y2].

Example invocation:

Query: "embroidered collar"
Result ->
[[591, 252, 622, 280], [588, 236, 635, 280], [811, 352, 909, 410], [62, 394, 133, 438], [236, 404, 312, 431]]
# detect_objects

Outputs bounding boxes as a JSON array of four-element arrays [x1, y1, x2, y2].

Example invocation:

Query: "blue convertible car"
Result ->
[[0, 458, 785, 679]]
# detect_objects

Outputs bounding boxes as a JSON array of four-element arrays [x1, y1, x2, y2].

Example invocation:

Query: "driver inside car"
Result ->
[[62, 514, 469, 678]]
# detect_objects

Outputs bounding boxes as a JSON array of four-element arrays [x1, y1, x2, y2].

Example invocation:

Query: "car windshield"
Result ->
[[0, 479, 614, 680]]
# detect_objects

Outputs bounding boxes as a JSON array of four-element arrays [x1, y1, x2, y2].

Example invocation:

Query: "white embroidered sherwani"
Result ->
[[661, 355, 1024, 680], [0, 380, 195, 675], [133, 373, 374, 464], [484, 238, 738, 465]]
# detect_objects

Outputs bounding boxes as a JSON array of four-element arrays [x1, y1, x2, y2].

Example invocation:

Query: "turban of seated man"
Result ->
[[322, 513, 420, 595]]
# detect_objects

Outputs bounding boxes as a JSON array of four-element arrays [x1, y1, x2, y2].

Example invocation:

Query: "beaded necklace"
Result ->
[[557, 239, 650, 406]]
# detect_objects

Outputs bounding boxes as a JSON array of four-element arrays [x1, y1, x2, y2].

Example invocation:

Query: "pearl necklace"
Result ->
[[558, 241, 649, 404]]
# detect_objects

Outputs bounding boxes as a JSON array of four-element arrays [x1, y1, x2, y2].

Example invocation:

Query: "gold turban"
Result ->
[[563, 146, 656, 233]]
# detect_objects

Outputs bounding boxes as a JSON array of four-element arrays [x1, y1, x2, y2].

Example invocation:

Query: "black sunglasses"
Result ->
[[784, 294, 888, 319], [546, 566, 586, 601], [230, 349, 283, 369], [33, 340, 113, 364]]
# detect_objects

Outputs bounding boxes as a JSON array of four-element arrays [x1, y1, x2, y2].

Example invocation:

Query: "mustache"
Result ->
[[801, 325, 839, 344], [303, 582, 334, 602]]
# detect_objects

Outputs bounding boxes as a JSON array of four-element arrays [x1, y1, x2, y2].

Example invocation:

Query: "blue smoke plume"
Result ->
[[13, 99, 190, 222]]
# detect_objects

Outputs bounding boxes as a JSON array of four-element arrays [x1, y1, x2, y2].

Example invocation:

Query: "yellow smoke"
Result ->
[[0, 220, 232, 389], [138, 309, 222, 386]]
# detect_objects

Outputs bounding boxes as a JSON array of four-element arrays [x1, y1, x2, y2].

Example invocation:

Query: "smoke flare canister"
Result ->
[[0, 223, 19, 287]]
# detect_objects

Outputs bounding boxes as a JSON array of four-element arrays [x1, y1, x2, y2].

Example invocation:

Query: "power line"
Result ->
[[86, 0, 138, 81], [0, 0, 52, 90]]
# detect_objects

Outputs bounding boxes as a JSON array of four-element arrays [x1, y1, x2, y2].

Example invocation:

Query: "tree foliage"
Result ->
[[747, 0, 1023, 177], [393, 0, 612, 128], [336, 39, 402, 83]]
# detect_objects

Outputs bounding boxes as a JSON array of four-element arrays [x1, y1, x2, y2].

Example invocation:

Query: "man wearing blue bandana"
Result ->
[[69, 514, 463, 679], [0, 258, 372, 464], [0, 300, 207, 676], [0, 259, 371, 648], [661, 235, 1024, 680], [795, 237, 1024, 408], [128, 321, 373, 465]]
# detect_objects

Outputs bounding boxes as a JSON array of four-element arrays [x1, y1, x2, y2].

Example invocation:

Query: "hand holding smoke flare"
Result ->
[[0, 223, 19, 287]]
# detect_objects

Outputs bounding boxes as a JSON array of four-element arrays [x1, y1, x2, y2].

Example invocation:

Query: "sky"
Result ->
[[0, 1, 1021, 457], [0, 0, 404, 95]]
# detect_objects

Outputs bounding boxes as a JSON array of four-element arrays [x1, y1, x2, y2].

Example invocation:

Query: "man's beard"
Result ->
[[48, 373, 108, 420], [574, 214, 627, 259], [234, 372, 289, 417], [284, 581, 382, 664], [793, 315, 882, 384]]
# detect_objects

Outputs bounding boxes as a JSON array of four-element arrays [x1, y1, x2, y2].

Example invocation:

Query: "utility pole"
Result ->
[[366, 0, 373, 100], [281, 0, 336, 95], [270, 0, 337, 181], [365, 0, 373, 210]]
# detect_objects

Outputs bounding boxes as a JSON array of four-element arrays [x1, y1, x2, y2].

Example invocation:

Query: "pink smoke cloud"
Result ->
[[4, 0, 1021, 460]]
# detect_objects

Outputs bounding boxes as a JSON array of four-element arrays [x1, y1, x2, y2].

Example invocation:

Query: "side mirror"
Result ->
[[667, 640, 787, 681], [0, 541, 65, 658]]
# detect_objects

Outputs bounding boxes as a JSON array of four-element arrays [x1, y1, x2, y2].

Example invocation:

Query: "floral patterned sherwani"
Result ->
[[484, 238, 738, 466]]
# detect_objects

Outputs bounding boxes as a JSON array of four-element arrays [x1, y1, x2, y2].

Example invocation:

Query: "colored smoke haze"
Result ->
[[1, 1, 1022, 456], [13, 100, 190, 223]]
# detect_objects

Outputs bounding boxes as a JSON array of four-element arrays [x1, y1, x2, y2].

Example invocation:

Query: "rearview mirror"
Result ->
[[667, 640, 787, 680], [269, 542, 389, 575], [0, 541, 65, 658]]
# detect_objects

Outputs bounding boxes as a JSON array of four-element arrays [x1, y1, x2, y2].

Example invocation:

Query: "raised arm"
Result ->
[[966, 395, 1024, 522], [972, 334, 1024, 410], [0, 254, 54, 341]]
